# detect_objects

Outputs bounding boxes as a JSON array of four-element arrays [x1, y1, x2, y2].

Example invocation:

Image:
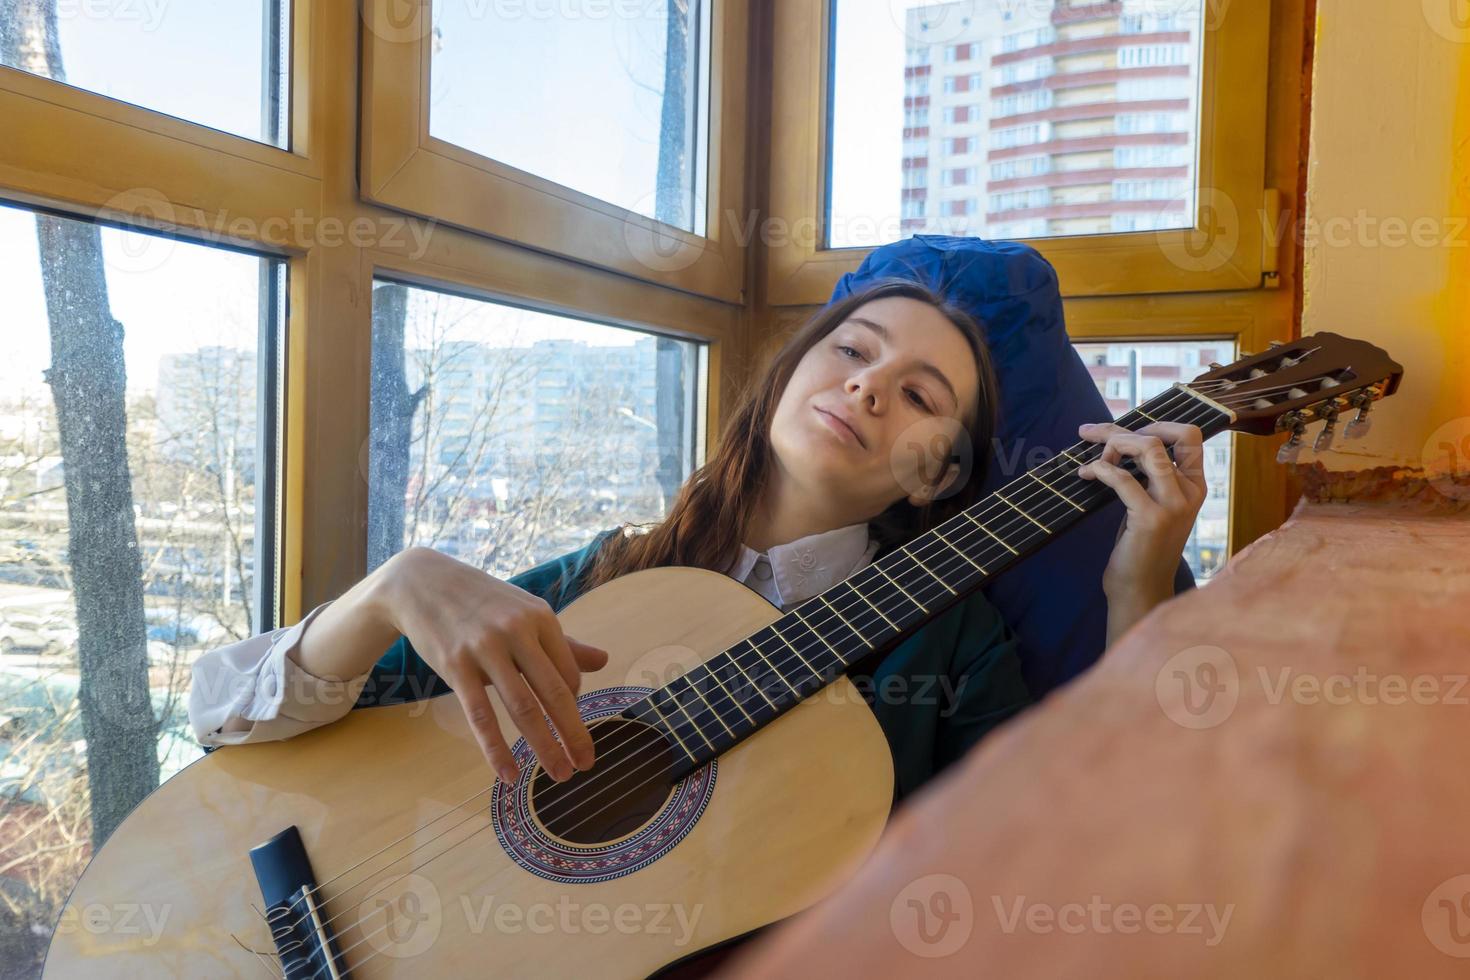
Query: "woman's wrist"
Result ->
[[1102, 575, 1175, 647]]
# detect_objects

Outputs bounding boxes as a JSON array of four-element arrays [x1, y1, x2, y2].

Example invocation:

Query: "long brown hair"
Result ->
[[578, 277, 1001, 593]]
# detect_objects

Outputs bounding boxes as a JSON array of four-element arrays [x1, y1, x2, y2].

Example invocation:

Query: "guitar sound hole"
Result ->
[[528, 718, 675, 846]]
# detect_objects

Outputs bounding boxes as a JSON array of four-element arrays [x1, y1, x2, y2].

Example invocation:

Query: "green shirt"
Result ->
[[355, 528, 1034, 801]]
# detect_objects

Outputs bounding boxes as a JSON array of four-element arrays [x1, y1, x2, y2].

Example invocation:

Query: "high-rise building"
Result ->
[[900, 0, 1200, 240]]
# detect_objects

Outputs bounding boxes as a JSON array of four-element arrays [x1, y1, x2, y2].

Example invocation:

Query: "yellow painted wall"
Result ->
[[1301, 2, 1470, 477]]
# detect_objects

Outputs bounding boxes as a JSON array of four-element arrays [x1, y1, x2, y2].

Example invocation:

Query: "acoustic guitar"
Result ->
[[42, 335, 1401, 978]]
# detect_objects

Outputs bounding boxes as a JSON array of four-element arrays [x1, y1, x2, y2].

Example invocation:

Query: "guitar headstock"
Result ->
[[1183, 332, 1403, 460]]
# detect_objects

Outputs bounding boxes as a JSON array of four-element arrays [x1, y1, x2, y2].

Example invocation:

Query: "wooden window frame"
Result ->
[[765, 0, 1274, 306], [1, 0, 744, 625], [359, 0, 750, 304]]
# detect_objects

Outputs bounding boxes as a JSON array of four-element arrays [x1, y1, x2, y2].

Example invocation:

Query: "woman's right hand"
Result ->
[[379, 546, 609, 785]]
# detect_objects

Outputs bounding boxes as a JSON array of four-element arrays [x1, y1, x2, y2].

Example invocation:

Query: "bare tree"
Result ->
[[1, 0, 159, 854]]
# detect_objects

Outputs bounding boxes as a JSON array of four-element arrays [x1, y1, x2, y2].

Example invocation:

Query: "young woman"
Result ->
[[189, 277, 1206, 800]]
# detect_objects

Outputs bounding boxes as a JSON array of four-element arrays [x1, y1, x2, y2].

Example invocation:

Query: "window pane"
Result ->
[[428, 0, 711, 234], [0, 203, 283, 975], [0, 0, 290, 147], [367, 281, 704, 577], [1072, 338, 1233, 582], [829, 0, 1203, 248]]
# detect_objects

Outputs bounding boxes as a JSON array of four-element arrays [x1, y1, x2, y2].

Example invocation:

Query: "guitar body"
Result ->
[[43, 566, 895, 978]]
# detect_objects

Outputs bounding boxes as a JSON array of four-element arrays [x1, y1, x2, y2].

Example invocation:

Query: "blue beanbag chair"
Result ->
[[830, 235, 1195, 698]]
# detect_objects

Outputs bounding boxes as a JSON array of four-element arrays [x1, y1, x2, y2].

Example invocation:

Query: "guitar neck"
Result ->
[[625, 383, 1236, 778]]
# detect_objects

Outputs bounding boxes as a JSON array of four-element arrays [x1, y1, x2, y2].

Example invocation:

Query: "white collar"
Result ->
[[723, 521, 879, 610]]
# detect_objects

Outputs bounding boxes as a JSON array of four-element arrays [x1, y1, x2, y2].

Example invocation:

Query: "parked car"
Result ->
[[0, 615, 76, 656]]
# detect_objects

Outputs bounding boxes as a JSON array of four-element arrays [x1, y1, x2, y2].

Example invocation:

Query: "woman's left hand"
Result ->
[[1075, 421, 1208, 602]]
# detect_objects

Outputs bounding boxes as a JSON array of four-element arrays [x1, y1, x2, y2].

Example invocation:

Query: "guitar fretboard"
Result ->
[[623, 382, 1234, 778]]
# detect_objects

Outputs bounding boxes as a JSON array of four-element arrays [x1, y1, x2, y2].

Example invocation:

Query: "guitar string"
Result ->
[[271, 373, 1339, 956], [265, 379, 1292, 952], [276, 388, 1238, 972], [294, 372, 1371, 978], [271, 375, 1345, 967]]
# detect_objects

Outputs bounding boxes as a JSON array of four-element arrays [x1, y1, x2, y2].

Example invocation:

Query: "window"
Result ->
[[366, 281, 704, 574], [1114, 179, 1190, 202], [1117, 112, 1193, 135], [992, 90, 1054, 118], [1000, 26, 1056, 53], [0, 202, 284, 961], [428, 0, 711, 235], [903, 168, 928, 189], [1117, 77, 1195, 101], [990, 156, 1051, 181], [905, 106, 931, 128], [945, 43, 975, 63], [1114, 145, 1191, 169], [944, 73, 982, 94], [364, 0, 746, 301], [992, 123, 1047, 149], [943, 167, 976, 187], [989, 188, 1050, 212], [1118, 44, 1192, 68], [813, 0, 1239, 280], [997, 57, 1054, 85], [0, 0, 290, 146], [1071, 339, 1236, 582], [1121, 13, 1195, 34]]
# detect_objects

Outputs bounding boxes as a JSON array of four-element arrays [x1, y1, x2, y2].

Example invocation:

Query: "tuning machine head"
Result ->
[[1276, 410, 1309, 464], [1344, 391, 1374, 439]]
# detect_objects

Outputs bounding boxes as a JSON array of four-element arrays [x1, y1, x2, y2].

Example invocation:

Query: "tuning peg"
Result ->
[[1208, 361, 1223, 370], [1312, 405, 1339, 453], [1344, 394, 1373, 438], [1276, 413, 1308, 464], [1268, 341, 1284, 348]]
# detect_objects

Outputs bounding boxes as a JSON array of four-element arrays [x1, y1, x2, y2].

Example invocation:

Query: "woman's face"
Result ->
[[769, 296, 982, 519]]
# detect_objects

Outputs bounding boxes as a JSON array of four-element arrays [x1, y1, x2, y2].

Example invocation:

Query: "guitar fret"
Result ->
[[699, 661, 755, 726], [743, 637, 800, 698], [770, 621, 822, 676], [642, 695, 698, 761], [817, 593, 870, 645], [846, 579, 899, 630], [901, 545, 957, 594], [792, 607, 846, 663], [995, 490, 1051, 533], [933, 527, 986, 574], [643, 386, 1241, 780], [960, 510, 1020, 556], [871, 563, 928, 614], [683, 680, 736, 740], [664, 688, 719, 751], [1026, 468, 1086, 512], [721, 648, 778, 710]]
